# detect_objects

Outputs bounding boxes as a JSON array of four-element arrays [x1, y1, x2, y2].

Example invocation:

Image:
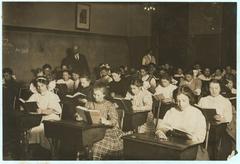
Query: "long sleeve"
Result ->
[[141, 93, 153, 111], [198, 96, 232, 123], [107, 103, 119, 127], [156, 106, 207, 143], [223, 99, 232, 123], [47, 94, 62, 115], [191, 111, 206, 143], [156, 109, 174, 133]]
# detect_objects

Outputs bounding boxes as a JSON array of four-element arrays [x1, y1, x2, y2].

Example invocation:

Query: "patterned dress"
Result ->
[[85, 100, 123, 160]]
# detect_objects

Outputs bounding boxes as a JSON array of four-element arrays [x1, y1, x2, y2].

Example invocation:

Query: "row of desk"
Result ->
[[15, 112, 200, 160], [43, 120, 199, 160]]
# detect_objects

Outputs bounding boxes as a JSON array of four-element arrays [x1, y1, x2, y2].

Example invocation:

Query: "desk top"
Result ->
[[122, 133, 200, 151], [13, 111, 43, 130], [43, 120, 112, 130], [43, 120, 112, 147]]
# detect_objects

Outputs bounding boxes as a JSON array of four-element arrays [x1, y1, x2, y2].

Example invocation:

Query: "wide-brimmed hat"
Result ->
[[73, 45, 80, 54]]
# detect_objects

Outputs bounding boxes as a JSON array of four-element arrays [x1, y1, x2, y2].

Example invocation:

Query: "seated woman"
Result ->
[[62, 75, 93, 120], [211, 67, 223, 81], [27, 76, 62, 150], [192, 63, 202, 79], [179, 70, 202, 97], [125, 78, 153, 112], [95, 64, 113, 85], [125, 78, 154, 133], [78, 75, 94, 101], [198, 67, 212, 81], [198, 67, 212, 97], [109, 68, 130, 98], [42, 64, 55, 82], [155, 85, 206, 143], [154, 73, 177, 119], [30, 68, 56, 93], [71, 70, 81, 92], [173, 67, 184, 86], [198, 80, 233, 160], [56, 70, 74, 96], [84, 83, 123, 160], [139, 65, 156, 93]]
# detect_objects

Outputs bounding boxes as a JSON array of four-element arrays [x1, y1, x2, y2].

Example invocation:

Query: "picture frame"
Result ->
[[76, 4, 90, 30]]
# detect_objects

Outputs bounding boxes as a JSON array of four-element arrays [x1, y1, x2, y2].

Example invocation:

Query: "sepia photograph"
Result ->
[[2, 1, 237, 161]]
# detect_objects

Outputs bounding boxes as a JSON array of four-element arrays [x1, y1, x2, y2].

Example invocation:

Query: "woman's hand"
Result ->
[[101, 117, 112, 126], [214, 114, 226, 124], [75, 113, 83, 121], [155, 130, 168, 140]]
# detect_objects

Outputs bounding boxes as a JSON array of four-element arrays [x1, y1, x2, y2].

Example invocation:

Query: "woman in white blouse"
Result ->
[[125, 78, 153, 112], [155, 85, 206, 143], [198, 80, 232, 124], [198, 80, 233, 160], [154, 73, 177, 118], [27, 76, 62, 150], [125, 78, 154, 133]]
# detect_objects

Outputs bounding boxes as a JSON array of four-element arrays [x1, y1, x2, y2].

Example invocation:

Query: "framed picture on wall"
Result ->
[[76, 4, 90, 30]]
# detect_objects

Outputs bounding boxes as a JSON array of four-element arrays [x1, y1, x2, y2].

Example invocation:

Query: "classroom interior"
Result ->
[[2, 2, 237, 160]]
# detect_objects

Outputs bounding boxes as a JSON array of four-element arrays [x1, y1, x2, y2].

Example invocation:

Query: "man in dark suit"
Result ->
[[61, 45, 90, 76]]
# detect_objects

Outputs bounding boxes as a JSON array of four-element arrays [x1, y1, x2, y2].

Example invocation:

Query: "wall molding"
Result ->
[[3, 25, 128, 39]]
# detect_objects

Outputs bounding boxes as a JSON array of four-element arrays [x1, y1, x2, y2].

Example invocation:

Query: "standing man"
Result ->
[[142, 49, 156, 66], [61, 45, 90, 76]]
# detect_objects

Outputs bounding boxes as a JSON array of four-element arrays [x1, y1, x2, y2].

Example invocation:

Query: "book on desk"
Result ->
[[19, 98, 38, 114], [167, 128, 191, 140], [75, 106, 101, 125]]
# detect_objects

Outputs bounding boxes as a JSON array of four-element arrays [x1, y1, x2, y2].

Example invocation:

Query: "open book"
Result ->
[[112, 97, 132, 113], [19, 98, 38, 113], [167, 128, 191, 140], [199, 108, 217, 122], [75, 106, 101, 124], [66, 92, 87, 99]]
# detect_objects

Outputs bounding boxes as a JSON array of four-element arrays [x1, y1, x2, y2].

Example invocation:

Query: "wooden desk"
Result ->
[[43, 120, 111, 160], [122, 133, 200, 160], [13, 111, 43, 159]]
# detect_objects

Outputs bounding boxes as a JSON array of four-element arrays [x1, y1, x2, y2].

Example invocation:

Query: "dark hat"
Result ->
[[73, 45, 80, 54]]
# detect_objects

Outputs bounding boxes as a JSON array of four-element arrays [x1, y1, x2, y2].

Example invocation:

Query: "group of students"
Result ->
[[3, 56, 236, 160]]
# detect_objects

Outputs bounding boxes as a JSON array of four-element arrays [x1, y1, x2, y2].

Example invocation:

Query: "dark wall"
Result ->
[[3, 29, 130, 82], [2, 2, 151, 82], [221, 3, 237, 68], [152, 3, 189, 67], [153, 3, 236, 69]]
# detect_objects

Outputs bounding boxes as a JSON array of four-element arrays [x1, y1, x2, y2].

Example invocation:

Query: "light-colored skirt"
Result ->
[[28, 114, 60, 150]]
